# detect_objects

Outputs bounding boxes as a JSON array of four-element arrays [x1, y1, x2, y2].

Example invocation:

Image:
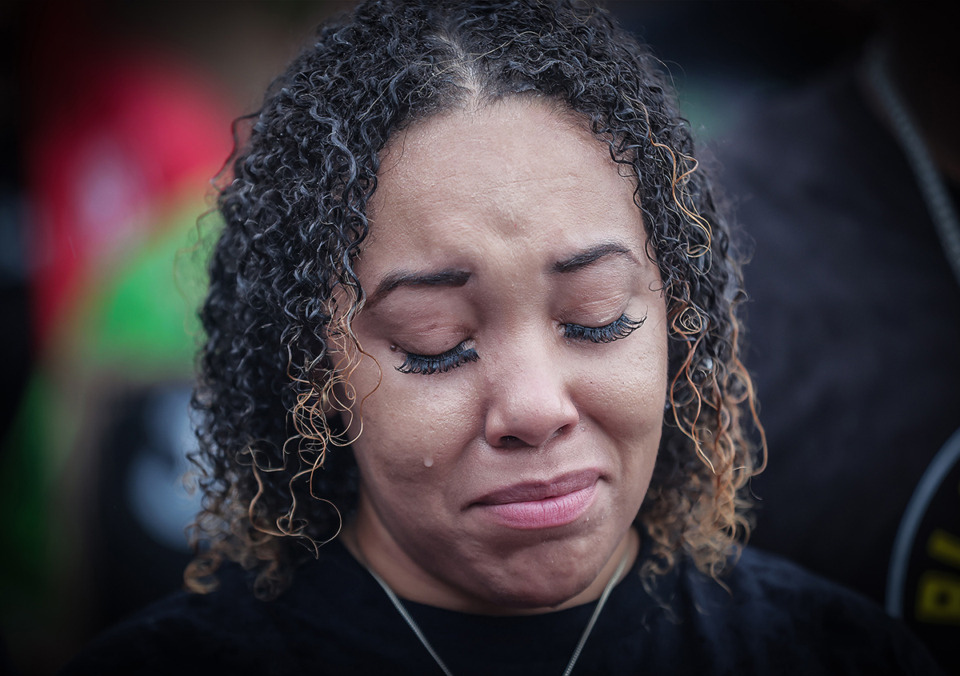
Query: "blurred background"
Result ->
[[0, 1, 884, 674]]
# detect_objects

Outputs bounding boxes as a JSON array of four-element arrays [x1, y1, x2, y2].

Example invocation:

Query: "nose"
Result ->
[[482, 343, 580, 449]]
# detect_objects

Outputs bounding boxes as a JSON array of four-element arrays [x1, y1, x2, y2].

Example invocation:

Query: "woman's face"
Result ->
[[338, 97, 667, 614]]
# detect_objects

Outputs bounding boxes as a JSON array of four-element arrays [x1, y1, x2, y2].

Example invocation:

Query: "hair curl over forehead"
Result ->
[[187, 0, 764, 599]]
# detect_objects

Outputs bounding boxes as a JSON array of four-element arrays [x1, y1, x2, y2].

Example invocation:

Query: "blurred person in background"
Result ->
[[0, 1, 348, 673], [716, 1, 960, 671]]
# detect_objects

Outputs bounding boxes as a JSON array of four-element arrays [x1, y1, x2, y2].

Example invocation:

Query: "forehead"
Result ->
[[361, 97, 646, 274]]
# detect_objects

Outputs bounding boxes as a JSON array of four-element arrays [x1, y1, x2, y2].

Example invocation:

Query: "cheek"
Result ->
[[586, 337, 667, 432], [342, 354, 478, 486], [576, 326, 667, 495]]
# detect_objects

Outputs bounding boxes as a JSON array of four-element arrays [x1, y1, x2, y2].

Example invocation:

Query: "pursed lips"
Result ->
[[465, 469, 602, 530], [470, 468, 601, 506]]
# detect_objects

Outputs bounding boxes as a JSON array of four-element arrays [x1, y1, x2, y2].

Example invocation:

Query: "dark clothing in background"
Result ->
[[62, 537, 940, 675], [718, 62, 960, 673]]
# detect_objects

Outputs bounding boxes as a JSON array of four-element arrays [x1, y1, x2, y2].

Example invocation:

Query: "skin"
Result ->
[[337, 96, 668, 615]]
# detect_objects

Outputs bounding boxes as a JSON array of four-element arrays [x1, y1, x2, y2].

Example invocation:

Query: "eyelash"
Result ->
[[395, 313, 644, 376], [561, 313, 646, 343], [396, 342, 480, 375]]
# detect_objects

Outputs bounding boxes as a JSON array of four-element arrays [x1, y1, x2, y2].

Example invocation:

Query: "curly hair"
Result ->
[[186, 0, 764, 599]]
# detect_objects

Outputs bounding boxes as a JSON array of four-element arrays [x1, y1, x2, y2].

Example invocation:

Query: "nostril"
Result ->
[[484, 381, 579, 449], [494, 433, 540, 450]]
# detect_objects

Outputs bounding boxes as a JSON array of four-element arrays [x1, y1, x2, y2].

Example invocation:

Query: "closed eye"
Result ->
[[562, 313, 646, 343], [396, 341, 479, 375]]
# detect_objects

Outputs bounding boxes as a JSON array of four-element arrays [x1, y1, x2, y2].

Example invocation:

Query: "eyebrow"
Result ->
[[551, 242, 636, 274], [366, 268, 471, 308], [365, 242, 637, 308]]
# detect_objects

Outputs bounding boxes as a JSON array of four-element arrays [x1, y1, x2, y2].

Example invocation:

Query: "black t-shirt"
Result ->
[[715, 60, 960, 673], [62, 538, 941, 675]]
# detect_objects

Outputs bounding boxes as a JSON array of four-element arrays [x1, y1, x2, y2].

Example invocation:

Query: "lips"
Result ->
[[469, 469, 600, 530]]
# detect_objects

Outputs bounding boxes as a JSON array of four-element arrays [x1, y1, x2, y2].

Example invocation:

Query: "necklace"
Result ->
[[864, 42, 960, 289], [362, 546, 632, 676]]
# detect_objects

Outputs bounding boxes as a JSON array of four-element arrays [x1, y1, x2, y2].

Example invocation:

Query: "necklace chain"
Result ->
[[865, 42, 960, 289], [363, 546, 632, 676]]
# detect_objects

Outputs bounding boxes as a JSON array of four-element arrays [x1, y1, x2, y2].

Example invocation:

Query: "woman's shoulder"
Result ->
[[715, 545, 899, 621], [60, 541, 374, 676], [663, 545, 945, 675], [60, 568, 289, 675]]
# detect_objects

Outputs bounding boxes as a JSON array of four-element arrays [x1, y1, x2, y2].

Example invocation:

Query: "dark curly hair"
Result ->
[[186, 0, 764, 599]]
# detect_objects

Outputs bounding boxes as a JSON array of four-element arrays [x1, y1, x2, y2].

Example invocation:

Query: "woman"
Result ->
[[64, 1, 940, 674]]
